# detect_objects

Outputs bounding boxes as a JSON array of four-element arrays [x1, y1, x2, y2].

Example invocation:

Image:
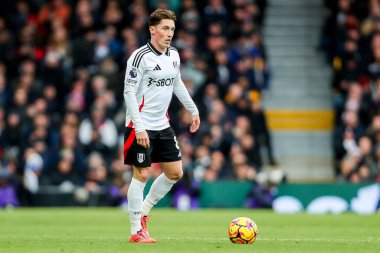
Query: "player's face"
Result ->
[[150, 19, 175, 51]]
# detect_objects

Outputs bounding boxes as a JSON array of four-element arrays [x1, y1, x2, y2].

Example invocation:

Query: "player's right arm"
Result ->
[[123, 56, 150, 148]]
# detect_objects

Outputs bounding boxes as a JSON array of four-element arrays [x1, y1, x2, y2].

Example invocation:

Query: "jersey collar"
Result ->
[[147, 41, 170, 56]]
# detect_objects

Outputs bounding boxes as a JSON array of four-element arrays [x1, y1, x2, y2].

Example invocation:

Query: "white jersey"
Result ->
[[124, 42, 199, 132]]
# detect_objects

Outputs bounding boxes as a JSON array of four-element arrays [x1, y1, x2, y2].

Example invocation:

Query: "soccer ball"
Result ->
[[228, 217, 258, 244]]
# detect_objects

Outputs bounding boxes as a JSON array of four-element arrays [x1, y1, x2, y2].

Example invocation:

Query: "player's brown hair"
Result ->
[[149, 8, 176, 26]]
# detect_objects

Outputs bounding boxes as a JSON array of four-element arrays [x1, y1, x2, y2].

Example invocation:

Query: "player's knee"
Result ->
[[139, 174, 149, 183], [167, 170, 183, 181], [134, 168, 150, 182]]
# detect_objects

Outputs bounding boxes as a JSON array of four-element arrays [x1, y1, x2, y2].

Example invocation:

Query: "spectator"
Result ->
[[0, 74, 10, 107], [249, 99, 277, 166], [78, 104, 118, 159], [2, 111, 23, 157], [0, 159, 19, 208], [84, 152, 108, 194], [323, 0, 380, 182], [22, 148, 43, 197], [45, 148, 82, 188], [108, 156, 131, 207], [0, 1, 276, 207]]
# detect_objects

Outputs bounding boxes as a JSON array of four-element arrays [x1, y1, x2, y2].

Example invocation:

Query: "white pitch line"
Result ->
[[0, 236, 378, 243]]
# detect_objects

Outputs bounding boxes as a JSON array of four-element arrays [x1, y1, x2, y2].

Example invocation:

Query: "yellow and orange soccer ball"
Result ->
[[228, 217, 258, 244]]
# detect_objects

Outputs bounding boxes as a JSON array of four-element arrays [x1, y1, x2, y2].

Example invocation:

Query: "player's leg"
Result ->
[[128, 166, 156, 243], [140, 128, 182, 238], [142, 160, 182, 216], [142, 127, 182, 217], [127, 166, 149, 235], [123, 127, 156, 243]]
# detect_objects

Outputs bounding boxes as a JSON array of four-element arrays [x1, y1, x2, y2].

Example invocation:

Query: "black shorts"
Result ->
[[123, 127, 182, 167]]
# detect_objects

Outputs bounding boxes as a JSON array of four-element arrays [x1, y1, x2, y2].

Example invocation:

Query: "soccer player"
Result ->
[[123, 9, 200, 243]]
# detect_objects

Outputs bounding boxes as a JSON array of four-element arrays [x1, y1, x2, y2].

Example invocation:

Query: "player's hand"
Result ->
[[190, 115, 200, 133], [136, 131, 150, 148]]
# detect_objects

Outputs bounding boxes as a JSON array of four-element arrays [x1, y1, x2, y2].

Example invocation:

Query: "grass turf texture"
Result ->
[[0, 208, 379, 253]]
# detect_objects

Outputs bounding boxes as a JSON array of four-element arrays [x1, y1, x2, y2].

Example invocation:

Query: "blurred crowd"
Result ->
[[0, 0, 278, 208], [321, 0, 380, 183]]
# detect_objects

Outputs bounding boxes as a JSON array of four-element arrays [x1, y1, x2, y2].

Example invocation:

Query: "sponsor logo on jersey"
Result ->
[[148, 77, 175, 87], [137, 153, 145, 163], [173, 61, 178, 70]]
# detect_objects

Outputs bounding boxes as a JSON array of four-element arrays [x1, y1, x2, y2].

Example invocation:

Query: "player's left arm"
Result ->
[[173, 69, 200, 133]]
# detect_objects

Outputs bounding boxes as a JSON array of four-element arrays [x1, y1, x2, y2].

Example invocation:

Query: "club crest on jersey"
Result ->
[[137, 153, 145, 163], [129, 68, 137, 78], [173, 61, 178, 70]]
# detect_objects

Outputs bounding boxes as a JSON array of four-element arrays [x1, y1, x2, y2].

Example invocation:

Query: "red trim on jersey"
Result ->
[[123, 128, 136, 159], [139, 96, 145, 111], [127, 96, 145, 127], [166, 111, 170, 121]]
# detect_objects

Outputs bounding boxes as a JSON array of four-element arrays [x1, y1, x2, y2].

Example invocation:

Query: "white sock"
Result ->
[[142, 173, 177, 216], [128, 178, 146, 235]]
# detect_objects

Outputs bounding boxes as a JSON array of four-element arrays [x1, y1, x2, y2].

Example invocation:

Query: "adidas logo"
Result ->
[[153, 64, 161, 70]]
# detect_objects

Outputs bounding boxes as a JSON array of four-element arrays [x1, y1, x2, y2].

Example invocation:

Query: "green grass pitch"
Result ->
[[0, 208, 379, 253]]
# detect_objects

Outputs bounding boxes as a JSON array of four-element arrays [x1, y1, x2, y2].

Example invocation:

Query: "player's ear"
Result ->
[[149, 26, 155, 36]]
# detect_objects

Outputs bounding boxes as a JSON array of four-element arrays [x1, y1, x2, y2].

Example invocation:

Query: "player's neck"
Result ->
[[149, 40, 167, 53]]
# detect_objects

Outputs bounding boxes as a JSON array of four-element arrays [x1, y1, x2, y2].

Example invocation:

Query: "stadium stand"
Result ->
[[321, 0, 380, 183], [0, 0, 281, 207], [262, 0, 334, 182]]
